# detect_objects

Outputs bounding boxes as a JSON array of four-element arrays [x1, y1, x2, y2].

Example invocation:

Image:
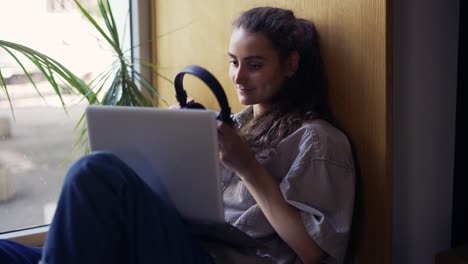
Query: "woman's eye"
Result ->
[[229, 60, 239, 67], [249, 64, 262, 70]]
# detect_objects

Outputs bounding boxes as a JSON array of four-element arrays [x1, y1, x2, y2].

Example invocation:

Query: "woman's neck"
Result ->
[[253, 103, 270, 118]]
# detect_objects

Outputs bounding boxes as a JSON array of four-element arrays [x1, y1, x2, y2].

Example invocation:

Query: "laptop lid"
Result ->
[[85, 105, 224, 223]]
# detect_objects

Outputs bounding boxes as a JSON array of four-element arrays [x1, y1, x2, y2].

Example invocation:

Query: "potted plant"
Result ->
[[0, 0, 168, 153]]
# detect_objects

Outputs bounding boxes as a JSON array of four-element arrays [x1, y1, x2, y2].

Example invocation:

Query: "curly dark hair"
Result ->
[[233, 7, 331, 156]]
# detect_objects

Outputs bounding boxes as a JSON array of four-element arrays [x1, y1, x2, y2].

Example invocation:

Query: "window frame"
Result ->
[[0, 226, 49, 246]]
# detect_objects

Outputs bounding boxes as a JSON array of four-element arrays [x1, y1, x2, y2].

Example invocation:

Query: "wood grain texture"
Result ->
[[151, 1, 392, 263]]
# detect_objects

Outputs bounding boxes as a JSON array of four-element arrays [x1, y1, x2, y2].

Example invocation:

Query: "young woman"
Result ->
[[0, 6, 355, 264]]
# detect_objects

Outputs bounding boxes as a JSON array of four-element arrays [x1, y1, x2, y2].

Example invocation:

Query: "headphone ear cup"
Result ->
[[184, 101, 206, 110]]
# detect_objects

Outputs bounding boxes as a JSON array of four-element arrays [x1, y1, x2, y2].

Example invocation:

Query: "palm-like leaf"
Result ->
[[0, 0, 169, 155]]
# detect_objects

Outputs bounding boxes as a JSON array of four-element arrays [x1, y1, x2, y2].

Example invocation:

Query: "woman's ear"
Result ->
[[285, 51, 300, 77]]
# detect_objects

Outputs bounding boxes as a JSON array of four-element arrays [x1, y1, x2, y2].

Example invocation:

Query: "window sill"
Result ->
[[0, 226, 48, 247]]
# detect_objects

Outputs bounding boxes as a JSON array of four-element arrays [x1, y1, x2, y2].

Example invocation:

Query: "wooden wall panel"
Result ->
[[151, 1, 392, 263]]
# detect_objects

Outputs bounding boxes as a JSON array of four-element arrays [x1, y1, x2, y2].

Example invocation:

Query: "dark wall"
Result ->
[[451, 0, 467, 248], [392, 0, 459, 262]]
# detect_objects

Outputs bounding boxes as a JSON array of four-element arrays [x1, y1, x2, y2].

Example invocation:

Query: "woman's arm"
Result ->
[[242, 162, 324, 264], [217, 122, 324, 264]]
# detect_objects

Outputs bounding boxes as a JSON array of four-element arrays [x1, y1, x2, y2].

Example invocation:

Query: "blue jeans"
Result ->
[[1, 152, 214, 264], [0, 240, 42, 264]]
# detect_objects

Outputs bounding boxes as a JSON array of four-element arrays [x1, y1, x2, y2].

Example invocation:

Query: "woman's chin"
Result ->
[[237, 95, 254, 106], [239, 99, 253, 106]]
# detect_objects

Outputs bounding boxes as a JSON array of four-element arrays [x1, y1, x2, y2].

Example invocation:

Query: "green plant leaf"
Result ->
[[1, 47, 45, 101], [133, 71, 169, 106], [99, 0, 121, 52], [0, 69, 15, 120], [73, 0, 116, 50], [0, 40, 96, 105], [1, 0, 171, 156]]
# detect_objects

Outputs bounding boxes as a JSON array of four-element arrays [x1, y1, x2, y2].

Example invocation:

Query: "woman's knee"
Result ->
[[79, 151, 123, 167], [63, 151, 128, 189]]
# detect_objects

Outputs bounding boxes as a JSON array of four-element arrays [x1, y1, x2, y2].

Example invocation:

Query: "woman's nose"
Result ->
[[233, 66, 247, 84]]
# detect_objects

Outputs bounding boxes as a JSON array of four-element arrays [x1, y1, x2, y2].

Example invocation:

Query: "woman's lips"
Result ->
[[237, 87, 255, 93]]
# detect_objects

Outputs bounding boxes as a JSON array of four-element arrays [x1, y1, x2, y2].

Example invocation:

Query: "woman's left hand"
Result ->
[[217, 121, 258, 178]]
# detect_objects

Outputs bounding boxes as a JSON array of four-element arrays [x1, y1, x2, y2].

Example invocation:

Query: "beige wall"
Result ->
[[152, 1, 392, 263]]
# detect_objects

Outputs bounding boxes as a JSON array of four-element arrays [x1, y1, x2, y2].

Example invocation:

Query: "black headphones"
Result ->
[[174, 65, 234, 126]]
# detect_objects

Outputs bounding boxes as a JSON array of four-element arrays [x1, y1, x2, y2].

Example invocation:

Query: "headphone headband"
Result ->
[[174, 65, 234, 126]]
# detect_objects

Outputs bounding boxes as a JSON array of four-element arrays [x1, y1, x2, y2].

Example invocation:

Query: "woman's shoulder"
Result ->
[[301, 119, 348, 144], [283, 119, 354, 168]]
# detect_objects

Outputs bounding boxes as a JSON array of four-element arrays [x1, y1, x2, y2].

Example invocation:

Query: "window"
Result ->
[[0, 0, 133, 234]]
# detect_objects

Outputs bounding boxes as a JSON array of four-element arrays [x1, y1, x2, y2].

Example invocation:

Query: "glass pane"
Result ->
[[0, 0, 130, 233]]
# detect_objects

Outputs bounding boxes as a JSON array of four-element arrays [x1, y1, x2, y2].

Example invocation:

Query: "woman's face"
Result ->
[[228, 27, 289, 112]]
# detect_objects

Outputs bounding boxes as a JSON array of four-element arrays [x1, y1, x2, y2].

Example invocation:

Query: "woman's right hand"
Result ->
[[217, 120, 259, 178]]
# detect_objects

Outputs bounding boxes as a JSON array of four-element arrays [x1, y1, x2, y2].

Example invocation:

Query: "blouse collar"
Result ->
[[234, 106, 254, 128]]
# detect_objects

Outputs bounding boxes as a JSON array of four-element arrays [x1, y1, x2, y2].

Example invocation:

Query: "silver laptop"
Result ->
[[85, 105, 264, 249], [85, 105, 224, 223]]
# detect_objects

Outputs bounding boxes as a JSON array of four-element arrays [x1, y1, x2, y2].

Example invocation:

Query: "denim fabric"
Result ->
[[2, 151, 213, 264], [0, 239, 42, 264]]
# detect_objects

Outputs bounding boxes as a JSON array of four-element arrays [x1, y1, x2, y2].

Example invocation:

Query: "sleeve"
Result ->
[[278, 126, 355, 263]]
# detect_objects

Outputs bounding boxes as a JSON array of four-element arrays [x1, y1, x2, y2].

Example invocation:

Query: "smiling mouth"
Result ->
[[237, 87, 255, 92]]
